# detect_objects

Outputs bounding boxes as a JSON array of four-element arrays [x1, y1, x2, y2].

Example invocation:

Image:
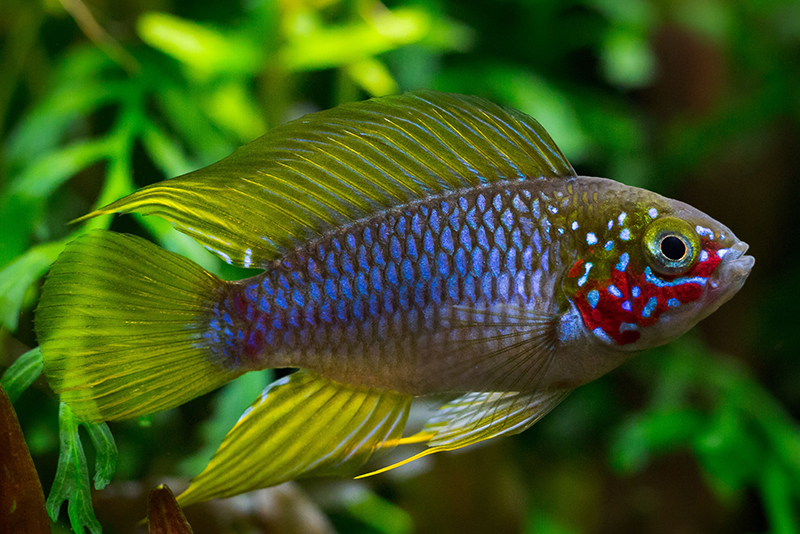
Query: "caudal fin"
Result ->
[[35, 230, 242, 422]]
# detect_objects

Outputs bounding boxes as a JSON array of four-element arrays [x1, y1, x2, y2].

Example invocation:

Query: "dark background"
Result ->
[[1, 0, 799, 532]]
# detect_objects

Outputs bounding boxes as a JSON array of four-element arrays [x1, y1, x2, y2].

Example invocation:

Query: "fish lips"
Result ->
[[707, 240, 754, 306]]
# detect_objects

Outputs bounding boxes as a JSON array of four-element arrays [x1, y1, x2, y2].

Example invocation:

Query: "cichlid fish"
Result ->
[[35, 90, 753, 506]]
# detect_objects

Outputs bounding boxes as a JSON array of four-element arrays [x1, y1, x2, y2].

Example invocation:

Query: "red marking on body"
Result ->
[[574, 238, 723, 345], [567, 259, 585, 278]]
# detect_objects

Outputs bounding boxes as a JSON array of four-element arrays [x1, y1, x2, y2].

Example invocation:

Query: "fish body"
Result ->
[[34, 91, 753, 505], [210, 176, 749, 396]]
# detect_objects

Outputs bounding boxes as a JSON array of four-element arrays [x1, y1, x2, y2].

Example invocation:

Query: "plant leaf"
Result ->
[[0, 240, 67, 331], [0, 347, 44, 403], [0, 384, 50, 533]]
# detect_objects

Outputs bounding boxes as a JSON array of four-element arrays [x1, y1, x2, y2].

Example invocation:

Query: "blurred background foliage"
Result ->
[[0, 0, 798, 532]]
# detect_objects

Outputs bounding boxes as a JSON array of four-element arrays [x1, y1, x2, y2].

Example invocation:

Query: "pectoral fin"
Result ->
[[177, 370, 411, 507]]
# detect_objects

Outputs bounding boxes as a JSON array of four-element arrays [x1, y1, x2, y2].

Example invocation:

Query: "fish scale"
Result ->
[[206, 180, 577, 395]]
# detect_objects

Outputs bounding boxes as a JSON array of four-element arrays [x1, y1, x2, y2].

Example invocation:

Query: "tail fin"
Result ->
[[35, 230, 242, 422]]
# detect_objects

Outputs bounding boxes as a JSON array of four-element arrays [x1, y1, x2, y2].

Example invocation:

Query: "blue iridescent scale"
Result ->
[[206, 180, 576, 394]]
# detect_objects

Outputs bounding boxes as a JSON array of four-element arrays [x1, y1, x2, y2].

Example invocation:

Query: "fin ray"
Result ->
[[176, 370, 412, 506], [359, 388, 572, 479], [36, 231, 241, 422], [79, 91, 575, 268]]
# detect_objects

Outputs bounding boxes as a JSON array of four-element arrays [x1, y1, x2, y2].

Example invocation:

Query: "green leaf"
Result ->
[[761, 455, 800, 534], [177, 370, 272, 477], [137, 12, 263, 75], [0, 240, 67, 331], [600, 29, 657, 88], [46, 402, 101, 534], [0, 140, 111, 266], [345, 58, 398, 97], [281, 8, 430, 71], [140, 119, 198, 178], [4, 82, 130, 172], [609, 409, 706, 473], [0, 347, 44, 403], [345, 487, 414, 534]]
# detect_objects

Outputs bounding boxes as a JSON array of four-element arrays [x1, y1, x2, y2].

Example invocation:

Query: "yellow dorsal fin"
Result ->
[[78, 90, 575, 268]]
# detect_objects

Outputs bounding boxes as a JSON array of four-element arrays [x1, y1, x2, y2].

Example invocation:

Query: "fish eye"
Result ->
[[643, 217, 700, 276], [659, 235, 687, 261]]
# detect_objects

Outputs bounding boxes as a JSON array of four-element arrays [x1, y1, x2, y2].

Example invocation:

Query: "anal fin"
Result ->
[[358, 388, 572, 478], [177, 370, 412, 506]]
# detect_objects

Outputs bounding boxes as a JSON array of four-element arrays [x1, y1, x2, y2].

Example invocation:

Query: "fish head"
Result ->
[[561, 178, 754, 351]]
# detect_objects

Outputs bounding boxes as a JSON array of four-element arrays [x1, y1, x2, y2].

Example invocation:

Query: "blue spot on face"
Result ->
[[587, 289, 600, 308], [578, 262, 593, 287], [608, 285, 623, 298], [620, 228, 631, 241], [632, 286, 640, 298], [668, 298, 680, 307], [642, 297, 658, 318], [616, 252, 629, 272], [586, 232, 598, 245], [604, 240, 614, 251], [621, 300, 632, 312], [644, 267, 707, 288], [571, 221, 579, 230]]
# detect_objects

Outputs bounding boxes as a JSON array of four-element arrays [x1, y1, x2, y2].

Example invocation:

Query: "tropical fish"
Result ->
[[34, 90, 754, 506]]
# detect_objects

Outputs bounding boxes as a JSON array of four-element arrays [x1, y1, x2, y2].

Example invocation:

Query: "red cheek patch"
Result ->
[[573, 238, 722, 345]]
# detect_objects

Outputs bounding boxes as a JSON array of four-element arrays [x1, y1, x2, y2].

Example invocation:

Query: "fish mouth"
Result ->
[[708, 240, 754, 298]]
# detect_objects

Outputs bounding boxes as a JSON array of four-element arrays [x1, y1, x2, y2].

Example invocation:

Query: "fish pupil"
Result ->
[[660, 235, 686, 261]]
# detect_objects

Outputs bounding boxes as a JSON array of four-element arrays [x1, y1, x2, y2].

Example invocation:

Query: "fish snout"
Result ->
[[709, 240, 754, 294]]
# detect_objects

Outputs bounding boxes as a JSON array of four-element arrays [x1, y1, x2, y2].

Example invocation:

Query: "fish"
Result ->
[[34, 90, 754, 506]]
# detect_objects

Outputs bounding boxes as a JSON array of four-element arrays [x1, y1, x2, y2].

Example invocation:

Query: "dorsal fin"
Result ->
[[79, 90, 575, 268]]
